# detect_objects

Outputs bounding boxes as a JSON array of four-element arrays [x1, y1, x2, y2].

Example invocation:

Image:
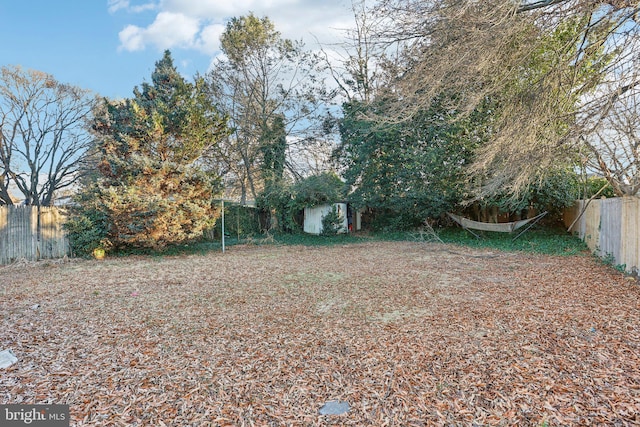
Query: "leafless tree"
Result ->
[[367, 0, 640, 198], [206, 14, 331, 204], [584, 85, 640, 195], [320, 0, 390, 104], [0, 66, 95, 206]]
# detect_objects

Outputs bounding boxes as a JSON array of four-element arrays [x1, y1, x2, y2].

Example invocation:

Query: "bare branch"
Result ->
[[0, 66, 95, 205], [367, 0, 640, 198], [517, 0, 571, 13]]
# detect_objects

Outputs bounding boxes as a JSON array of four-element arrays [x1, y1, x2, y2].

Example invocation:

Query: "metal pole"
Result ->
[[221, 199, 225, 253]]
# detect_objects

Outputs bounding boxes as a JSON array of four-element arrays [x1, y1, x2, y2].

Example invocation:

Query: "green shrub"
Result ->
[[292, 172, 345, 208], [439, 226, 588, 256], [210, 204, 261, 239], [321, 205, 345, 235], [584, 176, 616, 198], [64, 210, 110, 257]]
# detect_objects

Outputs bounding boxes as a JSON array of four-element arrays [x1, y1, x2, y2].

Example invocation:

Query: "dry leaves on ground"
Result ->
[[1, 241, 639, 426]]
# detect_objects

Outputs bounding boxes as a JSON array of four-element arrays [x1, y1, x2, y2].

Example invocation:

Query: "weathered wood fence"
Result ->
[[564, 197, 640, 273], [0, 206, 69, 264]]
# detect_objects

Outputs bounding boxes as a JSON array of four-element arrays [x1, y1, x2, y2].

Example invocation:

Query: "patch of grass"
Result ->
[[438, 226, 589, 256], [267, 230, 420, 246], [230, 227, 588, 256], [108, 226, 587, 258], [599, 251, 627, 273]]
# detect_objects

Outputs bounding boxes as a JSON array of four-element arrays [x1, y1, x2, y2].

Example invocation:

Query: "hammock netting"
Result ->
[[447, 212, 548, 238]]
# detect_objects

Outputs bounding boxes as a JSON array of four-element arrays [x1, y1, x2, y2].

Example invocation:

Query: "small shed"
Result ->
[[303, 203, 361, 235]]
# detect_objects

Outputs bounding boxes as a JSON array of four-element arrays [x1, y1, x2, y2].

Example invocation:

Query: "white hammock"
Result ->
[[447, 211, 548, 240]]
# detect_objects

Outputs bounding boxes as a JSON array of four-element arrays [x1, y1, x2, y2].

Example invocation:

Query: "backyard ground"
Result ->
[[1, 240, 639, 426]]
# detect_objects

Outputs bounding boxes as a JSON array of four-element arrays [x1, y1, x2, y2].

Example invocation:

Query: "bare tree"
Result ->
[[0, 66, 95, 206], [320, 0, 389, 104], [584, 85, 640, 195], [367, 0, 640, 198], [206, 14, 331, 204]]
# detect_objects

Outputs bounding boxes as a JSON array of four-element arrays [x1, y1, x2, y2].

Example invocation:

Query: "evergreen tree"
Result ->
[[336, 96, 483, 230], [80, 50, 230, 251], [258, 115, 292, 231]]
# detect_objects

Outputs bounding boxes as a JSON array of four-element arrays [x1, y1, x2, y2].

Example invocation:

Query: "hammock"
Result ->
[[447, 211, 548, 240]]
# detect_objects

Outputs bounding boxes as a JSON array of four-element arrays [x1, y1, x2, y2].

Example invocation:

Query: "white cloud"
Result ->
[[160, 0, 249, 17], [108, 0, 156, 14], [108, 0, 130, 14], [146, 12, 201, 48], [118, 12, 201, 52], [118, 25, 145, 51], [113, 0, 353, 55], [195, 23, 226, 56], [130, 3, 157, 13]]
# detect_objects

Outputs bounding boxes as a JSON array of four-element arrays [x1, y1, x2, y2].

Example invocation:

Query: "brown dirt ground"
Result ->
[[1, 241, 639, 426]]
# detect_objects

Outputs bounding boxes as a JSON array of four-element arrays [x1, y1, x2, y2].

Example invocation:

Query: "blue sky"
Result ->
[[0, 0, 352, 100]]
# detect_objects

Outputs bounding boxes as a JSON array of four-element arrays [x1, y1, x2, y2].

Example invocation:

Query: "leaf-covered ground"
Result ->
[[1, 241, 639, 426]]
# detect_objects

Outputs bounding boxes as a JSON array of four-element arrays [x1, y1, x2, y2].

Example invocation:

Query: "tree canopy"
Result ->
[[207, 13, 331, 204], [81, 50, 230, 251], [335, 95, 487, 229], [0, 66, 95, 206], [366, 0, 640, 197]]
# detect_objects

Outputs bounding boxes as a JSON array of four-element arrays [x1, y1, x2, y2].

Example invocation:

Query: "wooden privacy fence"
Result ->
[[564, 197, 640, 273], [0, 206, 69, 264]]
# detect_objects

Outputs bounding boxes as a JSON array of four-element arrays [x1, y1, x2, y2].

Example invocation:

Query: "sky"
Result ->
[[0, 0, 355, 100]]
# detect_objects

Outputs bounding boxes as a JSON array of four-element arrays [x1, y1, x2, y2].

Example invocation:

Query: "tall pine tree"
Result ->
[[87, 50, 230, 250]]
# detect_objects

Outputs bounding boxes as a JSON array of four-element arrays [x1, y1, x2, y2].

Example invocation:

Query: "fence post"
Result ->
[[221, 199, 225, 253]]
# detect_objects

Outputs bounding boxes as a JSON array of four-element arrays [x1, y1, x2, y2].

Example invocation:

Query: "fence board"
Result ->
[[38, 207, 69, 260], [0, 206, 69, 264], [583, 200, 601, 252], [565, 197, 640, 273], [621, 197, 640, 271], [0, 207, 7, 263], [599, 198, 622, 261]]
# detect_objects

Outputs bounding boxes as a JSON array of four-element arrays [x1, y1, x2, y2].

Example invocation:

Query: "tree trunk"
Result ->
[[0, 177, 13, 205]]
